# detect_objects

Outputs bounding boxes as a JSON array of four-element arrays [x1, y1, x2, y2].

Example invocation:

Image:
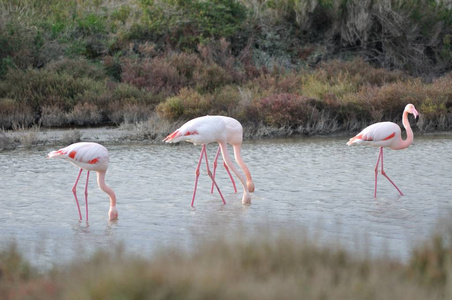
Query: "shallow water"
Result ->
[[1, 134, 451, 269]]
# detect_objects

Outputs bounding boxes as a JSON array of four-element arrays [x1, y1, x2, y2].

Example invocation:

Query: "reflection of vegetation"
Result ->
[[2, 227, 452, 299], [0, 0, 451, 134]]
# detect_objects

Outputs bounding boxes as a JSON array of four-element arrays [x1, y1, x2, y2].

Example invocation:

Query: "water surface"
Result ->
[[1, 135, 451, 269]]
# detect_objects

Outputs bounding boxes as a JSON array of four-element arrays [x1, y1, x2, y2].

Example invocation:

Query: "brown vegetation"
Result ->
[[1, 227, 452, 299], [0, 0, 451, 137]]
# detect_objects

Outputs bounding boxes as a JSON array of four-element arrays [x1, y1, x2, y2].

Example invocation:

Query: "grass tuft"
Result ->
[[2, 228, 452, 299]]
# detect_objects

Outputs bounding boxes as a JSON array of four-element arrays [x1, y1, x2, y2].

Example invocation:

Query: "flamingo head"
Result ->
[[241, 193, 251, 205], [405, 103, 419, 119], [46, 149, 64, 159], [163, 130, 182, 143], [108, 206, 118, 221]]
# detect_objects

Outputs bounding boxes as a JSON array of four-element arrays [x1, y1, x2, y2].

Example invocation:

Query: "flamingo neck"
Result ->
[[397, 110, 414, 150], [97, 171, 116, 208]]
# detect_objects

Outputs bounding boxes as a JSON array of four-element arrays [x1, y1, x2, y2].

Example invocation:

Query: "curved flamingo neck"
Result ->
[[218, 141, 251, 203], [97, 171, 116, 208], [396, 110, 414, 150]]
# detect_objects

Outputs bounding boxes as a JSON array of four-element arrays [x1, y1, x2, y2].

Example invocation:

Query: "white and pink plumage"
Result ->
[[347, 103, 419, 198], [163, 115, 253, 206], [210, 116, 254, 194], [47, 142, 118, 221]]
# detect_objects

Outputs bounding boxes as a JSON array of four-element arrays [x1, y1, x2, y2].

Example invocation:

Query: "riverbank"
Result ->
[[2, 120, 452, 152]]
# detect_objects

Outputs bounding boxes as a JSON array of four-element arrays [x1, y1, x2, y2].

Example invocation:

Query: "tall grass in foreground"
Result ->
[[1, 227, 452, 300]]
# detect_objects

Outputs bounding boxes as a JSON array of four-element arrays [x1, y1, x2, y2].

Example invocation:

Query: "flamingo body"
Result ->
[[164, 115, 252, 205], [47, 142, 118, 221], [164, 116, 227, 145], [347, 122, 402, 149], [347, 104, 419, 197], [47, 142, 109, 171]]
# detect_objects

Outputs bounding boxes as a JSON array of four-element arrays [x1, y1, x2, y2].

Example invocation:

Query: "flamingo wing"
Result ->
[[347, 122, 401, 147], [47, 142, 109, 171]]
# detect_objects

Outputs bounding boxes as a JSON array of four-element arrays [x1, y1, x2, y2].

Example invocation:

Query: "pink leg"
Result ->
[[72, 169, 83, 220], [223, 162, 237, 193], [211, 146, 237, 193], [85, 171, 90, 222], [191, 146, 205, 207], [374, 148, 382, 198], [210, 147, 221, 194], [380, 148, 404, 196], [203, 146, 226, 205]]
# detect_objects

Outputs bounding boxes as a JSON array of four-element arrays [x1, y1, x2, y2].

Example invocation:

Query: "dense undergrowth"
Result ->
[[1, 226, 452, 299], [0, 0, 452, 135]]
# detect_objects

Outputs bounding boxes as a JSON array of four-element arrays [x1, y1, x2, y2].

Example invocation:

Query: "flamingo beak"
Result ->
[[163, 130, 181, 142], [413, 108, 419, 120]]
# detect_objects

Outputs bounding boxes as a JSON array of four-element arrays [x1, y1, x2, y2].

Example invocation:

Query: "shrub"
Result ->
[[45, 58, 107, 80], [137, 0, 248, 51], [0, 98, 34, 129], [0, 131, 16, 151], [211, 85, 242, 116], [194, 62, 236, 92], [349, 80, 425, 123], [107, 102, 153, 125], [0, 69, 92, 112], [301, 73, 356, 101], [254, 93, 317, 128], [409, 233, 452, 288], [121, 57, 184, 97], [157, 88, 211, 120], [66, 102, 102, 126], [315, 58, 409, 87], [250, 71, 304, 96], [0, 19, 37, 77], [40, 105, 67, 127], [108, 82, 158, 105], [165, 52, 203, 84]]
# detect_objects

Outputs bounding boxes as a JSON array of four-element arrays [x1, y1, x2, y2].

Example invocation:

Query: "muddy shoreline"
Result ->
[[2, 124, 451, 151]]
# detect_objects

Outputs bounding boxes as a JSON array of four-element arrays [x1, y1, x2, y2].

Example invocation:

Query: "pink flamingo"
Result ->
[[47, 142, 118, 221], [163, 115, 252, 206], [347, 104, 419, 198]]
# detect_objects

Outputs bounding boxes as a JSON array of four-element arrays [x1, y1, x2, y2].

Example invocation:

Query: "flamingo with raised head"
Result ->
[[47, 142, 118, 221], [347, 103, 419, 198], [163, 115, 252, 206]]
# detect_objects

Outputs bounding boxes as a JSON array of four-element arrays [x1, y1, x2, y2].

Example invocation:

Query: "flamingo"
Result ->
[[47, 142, 118, 221], [346, 103, 419, 198], [163, 115, 252, 206]]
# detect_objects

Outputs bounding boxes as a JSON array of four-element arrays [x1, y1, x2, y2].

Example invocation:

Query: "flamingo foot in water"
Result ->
[[109, 206, 118, 220], [242, 193, 251, 205]]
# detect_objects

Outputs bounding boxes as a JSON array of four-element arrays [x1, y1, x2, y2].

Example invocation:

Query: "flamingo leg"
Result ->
[[374, 148, 382, 198], [203, 146, 226, 205], [380, 148, 404, 196], [72, 169, 83, 220], [191, 145, 205, 207], [85, 171, 90, 222], [223, 161, 238, 193], [210, 147, 237, 194], [210, 147, 221, 194]]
